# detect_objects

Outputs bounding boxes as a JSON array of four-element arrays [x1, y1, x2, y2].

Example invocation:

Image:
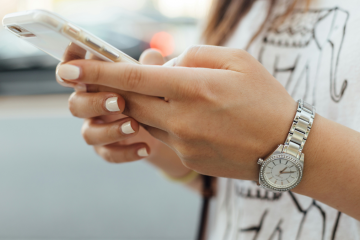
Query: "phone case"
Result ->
[[2, 9, 139, 64]]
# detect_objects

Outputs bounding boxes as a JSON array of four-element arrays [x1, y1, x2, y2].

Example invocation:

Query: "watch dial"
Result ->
[[263, 157, 300, 188]]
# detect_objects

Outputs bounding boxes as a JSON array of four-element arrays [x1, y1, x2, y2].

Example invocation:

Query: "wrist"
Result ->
[[257, 100, 315, 192]]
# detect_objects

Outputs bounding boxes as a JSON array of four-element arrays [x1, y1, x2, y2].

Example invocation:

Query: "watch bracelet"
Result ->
[[283, 99, 315, 159], [257, 99, 315, 192]]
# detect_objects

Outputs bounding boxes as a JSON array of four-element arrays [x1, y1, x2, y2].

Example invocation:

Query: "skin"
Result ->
[[57, 49, 203, 192], [57, 45, 360, 220]]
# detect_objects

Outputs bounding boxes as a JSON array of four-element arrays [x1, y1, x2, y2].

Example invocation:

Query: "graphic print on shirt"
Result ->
[[220, 8, 349, 240], [212, 5, 359, 240], [220, 180, 342, 240], [258, 7, 349, 104]]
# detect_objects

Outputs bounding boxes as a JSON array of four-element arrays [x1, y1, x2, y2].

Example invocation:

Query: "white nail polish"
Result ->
[[105, 97, 120, 112], [121, 121, 135, 134], [137, 148, 149, 157], [57, 64, 80, 80], [56, 73, 64, 83], [56, 73, 75, 88]]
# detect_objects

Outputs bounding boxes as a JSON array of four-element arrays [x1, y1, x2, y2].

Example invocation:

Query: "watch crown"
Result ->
[[257, 158, 264, 165]]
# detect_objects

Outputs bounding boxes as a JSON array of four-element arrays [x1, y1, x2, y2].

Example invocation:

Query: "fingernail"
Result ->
[[57, 64, 80, 80], [106, 97, 120, 112], [56, 73, 75, 87], [56, 73, 64, 82], [121, 121, 135, 134], [137, 147, 149, 157], [74, 83, 87, 92]]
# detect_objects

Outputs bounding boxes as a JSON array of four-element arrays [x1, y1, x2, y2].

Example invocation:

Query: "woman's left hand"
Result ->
[[57, 45, 297, 181]]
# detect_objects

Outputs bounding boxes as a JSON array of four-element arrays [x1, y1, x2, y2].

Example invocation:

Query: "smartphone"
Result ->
[[2, 9, 140, 64]]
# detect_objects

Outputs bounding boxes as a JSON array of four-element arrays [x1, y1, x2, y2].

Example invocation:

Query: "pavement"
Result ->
[[0, 94, 200, 240]]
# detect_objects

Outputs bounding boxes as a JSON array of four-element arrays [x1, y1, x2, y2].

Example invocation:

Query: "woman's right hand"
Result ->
[[60, 49, 193, 179]]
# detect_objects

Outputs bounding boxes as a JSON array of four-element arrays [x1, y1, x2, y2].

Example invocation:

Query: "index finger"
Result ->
[[56, 60, 208, 99]]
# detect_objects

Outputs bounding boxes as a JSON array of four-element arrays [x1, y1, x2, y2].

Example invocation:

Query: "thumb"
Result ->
[[173, 45, 252, 72], [139, 49, 165, 65]]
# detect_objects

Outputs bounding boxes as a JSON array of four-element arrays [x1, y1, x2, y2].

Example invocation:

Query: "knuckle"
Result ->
[[123, 65, 143, 90], [189, 81, 207, 100], [122, 151, 135, 163], [186, 45, 202, 57], [81, 123, 92, 145], [228, 49, 252, 68], [182, 45, 203, 65], [102, 148, 115, 163], [96, 146, 119, 164], [68, 93, 80, 117], [106, 124, 121, 141], [91, 63, 103, 84], [89, 95, 104, 115]]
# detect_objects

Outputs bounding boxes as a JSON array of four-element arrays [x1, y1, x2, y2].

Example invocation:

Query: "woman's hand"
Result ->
[[57, 45, 297, 181], [56, 45, 360, 221], [57, 49, 193, 179]]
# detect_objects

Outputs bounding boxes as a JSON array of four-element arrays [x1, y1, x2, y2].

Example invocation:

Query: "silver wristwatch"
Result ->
[[257, 100, 315, 192]]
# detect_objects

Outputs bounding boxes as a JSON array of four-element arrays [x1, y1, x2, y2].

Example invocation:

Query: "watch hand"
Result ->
[[280, 171, 296, 174], [280, 166, 287, 173]]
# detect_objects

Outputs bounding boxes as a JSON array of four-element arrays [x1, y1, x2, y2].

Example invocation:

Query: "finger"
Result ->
[[82, 118, 139, 146], [174, 45, 252, 72], [68, 92, 125, 118], [94, 143, 150, 163], [139, 49, 165, 65], [143, 125, 170, 145], [56, 60, 209, 99], [163, 57, 177, 67], [63, 42, 87, 62], [57, 42, 102, 92], [84, 84, 171, 130], [56, 63, 87, 92], [86, 52, 105, 61], [122, 92, 171, 130]]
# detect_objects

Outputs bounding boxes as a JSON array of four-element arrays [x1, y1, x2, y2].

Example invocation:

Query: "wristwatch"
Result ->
[[257, 100, 315, 192]]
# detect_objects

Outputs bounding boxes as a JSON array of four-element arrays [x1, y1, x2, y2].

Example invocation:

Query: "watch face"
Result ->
[[260, 154, 302, 191]]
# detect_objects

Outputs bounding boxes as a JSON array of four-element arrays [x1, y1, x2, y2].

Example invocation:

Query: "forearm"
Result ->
[[293, 114, 360, 220]]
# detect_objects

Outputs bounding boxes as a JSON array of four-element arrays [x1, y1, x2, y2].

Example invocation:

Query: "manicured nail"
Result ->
[[57, 64, 80, 80], [106, 97, 120, 112], [56, 73, 74, 87], [56, 73, 64, 83], [121, 121, 135, 134], [74, 83, 87, 92], [137, 147, 149, 157]]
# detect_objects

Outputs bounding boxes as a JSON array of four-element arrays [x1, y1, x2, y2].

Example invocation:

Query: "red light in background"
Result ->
[[150, 31, 174, 57]]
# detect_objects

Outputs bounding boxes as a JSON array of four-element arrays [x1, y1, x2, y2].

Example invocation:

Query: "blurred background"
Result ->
[[0, 0, 212, 239]]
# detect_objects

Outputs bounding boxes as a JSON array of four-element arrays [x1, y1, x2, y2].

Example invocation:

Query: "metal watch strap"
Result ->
[[282, 100, 315, 159]]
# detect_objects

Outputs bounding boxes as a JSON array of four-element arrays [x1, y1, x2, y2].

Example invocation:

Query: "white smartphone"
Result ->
[[2, 9, 140, 64]]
